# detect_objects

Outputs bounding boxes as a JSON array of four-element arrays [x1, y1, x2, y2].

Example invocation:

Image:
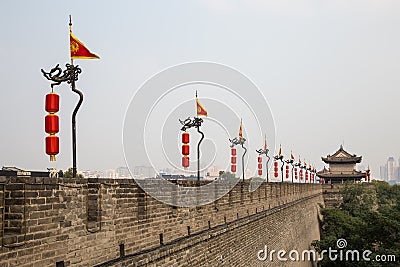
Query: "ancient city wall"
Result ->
[[0, 177, 323, 267]]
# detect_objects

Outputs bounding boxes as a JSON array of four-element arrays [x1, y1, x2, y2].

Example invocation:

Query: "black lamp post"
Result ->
[[274, 149, 284, 183], [41, 64, 82, 178], [294, 157, 301, 183], [299, 160, 307, 184], [179, 117, 204, 185], [307, 164, 312, 184], [285, 155, 294, 183], [230, 137, 247, 182], [256, 143, 270, 183]]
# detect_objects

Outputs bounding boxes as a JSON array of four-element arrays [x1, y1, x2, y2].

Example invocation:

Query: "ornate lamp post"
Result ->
[[230, 136, 247, 182], [41, 16, 98, 178], [294, 156, 301, 183], [42, 64, 82, 177], [229, 120, 247, 182], [179, 117, 204, 185], [178, 91, 207, 186], [256, 136, 270, 182], [299, 160, 307, 184], [285, 151, 294, 183], [274, 145, 284, 183], [307, 164, 312, 184]]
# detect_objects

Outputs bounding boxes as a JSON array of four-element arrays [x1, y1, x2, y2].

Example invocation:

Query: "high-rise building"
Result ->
[[387, 157, 396, 182], [380, 165, 388, 181]]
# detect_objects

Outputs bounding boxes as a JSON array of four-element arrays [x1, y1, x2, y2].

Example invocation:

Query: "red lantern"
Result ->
[[182, 132, 189, 144], [295, 167, 298, 180], [45, 114, 59, 134], [182, 144, 189, 155], [46, 135, 59, 161], [45, 93, 59, 113], [258, 156, 262, 163], [258, 163, 263, 169], [231, 147, 236, 156], [258, 169, 262, 176], [305, 171, 308, 181], [231, 164, 236, 173], [182, 156, 189, 168], [231, 157, 237, 164], [300, 169, 303, 180]]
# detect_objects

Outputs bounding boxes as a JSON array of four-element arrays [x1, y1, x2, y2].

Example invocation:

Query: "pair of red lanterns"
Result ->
[[45, 92, 60, 161]]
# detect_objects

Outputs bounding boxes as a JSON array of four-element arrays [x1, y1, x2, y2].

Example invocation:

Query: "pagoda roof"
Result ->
[[321, 145, 362, 164], [317, 167, 365, 179]]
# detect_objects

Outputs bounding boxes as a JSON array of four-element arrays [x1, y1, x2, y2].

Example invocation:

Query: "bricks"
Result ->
[[0, 176, 323, 267]]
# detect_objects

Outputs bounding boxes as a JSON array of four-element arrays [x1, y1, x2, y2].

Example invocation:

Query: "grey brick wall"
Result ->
[[0, 177, 323, 267]]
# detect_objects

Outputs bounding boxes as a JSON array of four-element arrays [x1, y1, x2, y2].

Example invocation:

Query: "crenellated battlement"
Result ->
[[0, 176, 323, 267]]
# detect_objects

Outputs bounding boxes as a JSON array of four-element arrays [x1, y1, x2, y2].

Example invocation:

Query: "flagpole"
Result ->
[[195, 90, 204, 186], [69, 15, 84, 178]]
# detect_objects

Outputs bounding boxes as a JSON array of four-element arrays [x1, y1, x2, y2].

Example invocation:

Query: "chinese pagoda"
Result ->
[[317, 145, 366, 184]]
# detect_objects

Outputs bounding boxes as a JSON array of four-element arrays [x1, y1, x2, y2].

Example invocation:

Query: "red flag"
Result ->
[[291, 151, 295, 160], [239, 120, 243, 139], [70, 32, 99, 59], [196, 97, 207, 117], [264, 135, 267, 151], [278, 145, 282, 157]]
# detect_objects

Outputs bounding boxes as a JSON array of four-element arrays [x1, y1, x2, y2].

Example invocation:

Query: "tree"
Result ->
[[313, 181, 400, 266], [63, 168, 84, 178]]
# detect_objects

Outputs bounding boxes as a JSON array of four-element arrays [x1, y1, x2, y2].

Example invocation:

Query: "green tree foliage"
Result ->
[[63, 168, 84, 178], [313, 181, 400, 266]]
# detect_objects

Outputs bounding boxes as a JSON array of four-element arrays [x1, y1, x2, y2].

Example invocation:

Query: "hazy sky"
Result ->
[[1, 1, 400, 178]]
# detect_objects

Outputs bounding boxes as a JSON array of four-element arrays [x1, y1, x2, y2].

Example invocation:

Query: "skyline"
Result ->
[[1, 1, 400, 178]]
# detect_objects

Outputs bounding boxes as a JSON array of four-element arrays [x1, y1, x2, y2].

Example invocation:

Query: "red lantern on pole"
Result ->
[[45, 92, 60, 161], [305, 170, 308, 181], [182, 156, 189, 168], [45, 92, 59, 113], [182, 132, 189, 144], [45, 135, 59, 161], [300, 169, 303, 180], [294, 167, 298, 180], [182, 144, 190, 155], [231, 157, 237, 164], [231, 164, 236, 173]]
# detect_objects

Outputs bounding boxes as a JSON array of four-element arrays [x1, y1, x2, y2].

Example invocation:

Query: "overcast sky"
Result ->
[[1, 1, 400, 178]]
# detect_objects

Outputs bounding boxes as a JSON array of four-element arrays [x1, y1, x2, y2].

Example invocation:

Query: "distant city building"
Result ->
[[379, 157, 400, 184], [116, 166, 131, 178], [132, 166, 155, 178], [380, 165, 388, 181], [387, 157, 396, 182], [317, 145, 366, 183]]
